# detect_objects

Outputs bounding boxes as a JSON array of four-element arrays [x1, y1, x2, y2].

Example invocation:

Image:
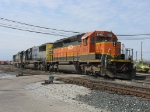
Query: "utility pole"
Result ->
[[141, 42, 142, 61], [136, 51, 137, 61]]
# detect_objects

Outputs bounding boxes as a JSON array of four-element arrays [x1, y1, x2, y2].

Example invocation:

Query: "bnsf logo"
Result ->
[[68, 45, 73, 50]]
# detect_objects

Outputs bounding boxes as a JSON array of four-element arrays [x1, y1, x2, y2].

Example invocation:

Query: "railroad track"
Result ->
[[56, 77, 150, 99], [2, 65, 150, 98], [132, 80, 150, 84]]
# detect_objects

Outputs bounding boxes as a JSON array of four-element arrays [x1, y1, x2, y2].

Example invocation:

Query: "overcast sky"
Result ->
[[0, 0, 150, 60]]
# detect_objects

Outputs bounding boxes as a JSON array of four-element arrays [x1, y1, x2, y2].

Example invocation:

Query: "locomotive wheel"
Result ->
[[81, 70, 85, 74], [37, 65, 40, 70], [49, 66, 52, 72], [86, 71, 90, 75], [86, 71, 88, 75]]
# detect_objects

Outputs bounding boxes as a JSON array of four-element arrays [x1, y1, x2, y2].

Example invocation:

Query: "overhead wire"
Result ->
[[0, 17, 81, 33], [119, 37, 150, 40], [0, 17, 150, 39], [0, 22, 78, 37], [117, 34, 150, 36], [136, 51, 150, 53], [0, 22, 67, 34], [0, 24, 68, 37]]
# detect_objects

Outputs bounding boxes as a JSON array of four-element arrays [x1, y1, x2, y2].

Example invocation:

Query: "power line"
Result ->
[[136, 51, 150, 53], [0, 22, 69, 35], [119, 37, 150, 40], [117, 34, 150, 36], [0, 22, 79, 37], [0, 17, 81, 33], [1, 17, 150, 38], [0, 24, 68, 37], [1, 22, 150, 40]]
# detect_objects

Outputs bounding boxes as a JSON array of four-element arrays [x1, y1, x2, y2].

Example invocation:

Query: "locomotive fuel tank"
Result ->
[[58, 64, 82, 73], [25, 64, 34, 69]]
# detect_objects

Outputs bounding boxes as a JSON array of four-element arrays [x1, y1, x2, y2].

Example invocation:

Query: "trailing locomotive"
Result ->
[[13, 30, 136, 79]]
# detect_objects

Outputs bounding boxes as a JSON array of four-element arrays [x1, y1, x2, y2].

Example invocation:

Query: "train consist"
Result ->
[[13, 30, 136, 79]]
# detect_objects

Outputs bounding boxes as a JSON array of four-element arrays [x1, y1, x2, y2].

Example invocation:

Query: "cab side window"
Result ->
[[97, 37, 103, 42], [90, 37, 95, 44], [107, 37, 111, 41], [104, 37, 111, 41], [83, 38, 87, 46], [112, 38, 117, 42]]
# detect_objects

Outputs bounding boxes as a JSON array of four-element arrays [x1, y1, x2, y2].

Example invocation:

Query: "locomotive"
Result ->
[[13, 30, 136, 79]]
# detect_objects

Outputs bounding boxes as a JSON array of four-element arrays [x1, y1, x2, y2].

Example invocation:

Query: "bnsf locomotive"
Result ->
[[13, 30, 136, 79]]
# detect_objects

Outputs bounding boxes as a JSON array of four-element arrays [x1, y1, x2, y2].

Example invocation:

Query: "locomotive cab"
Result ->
[[80, 31, 121, 60]]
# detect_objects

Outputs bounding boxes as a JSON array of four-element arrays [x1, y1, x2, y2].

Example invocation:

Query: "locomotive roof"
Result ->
[[81, 32, 93, 39], [54, 33, 85, 43], [39, 42, 53, 47], [54, 38, 67, 43], [81, 31, 117, 39]]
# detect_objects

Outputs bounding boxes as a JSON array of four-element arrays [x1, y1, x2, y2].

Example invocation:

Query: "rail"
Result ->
[[56, 77, 150, 99]]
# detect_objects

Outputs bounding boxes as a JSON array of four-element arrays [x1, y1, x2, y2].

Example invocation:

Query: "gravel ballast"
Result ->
[[25, 81, 106, 112], [26, 80, 150, 112]]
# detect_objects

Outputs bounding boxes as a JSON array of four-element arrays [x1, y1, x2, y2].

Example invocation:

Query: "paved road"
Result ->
[[0, 73, 89, 112]]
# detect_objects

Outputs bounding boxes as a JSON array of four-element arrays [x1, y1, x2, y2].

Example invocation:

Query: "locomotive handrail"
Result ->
[[105, 48, 111, 68], [98, 48, 104, 76], [122, 44, 125, 54], [125, 48, 133, 60]]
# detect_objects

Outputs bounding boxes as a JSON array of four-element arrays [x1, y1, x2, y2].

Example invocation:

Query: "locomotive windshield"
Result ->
[[96, 37, 111, 42]]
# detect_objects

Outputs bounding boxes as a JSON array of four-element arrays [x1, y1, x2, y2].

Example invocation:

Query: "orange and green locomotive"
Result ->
[[13, 30, 136, 79]]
